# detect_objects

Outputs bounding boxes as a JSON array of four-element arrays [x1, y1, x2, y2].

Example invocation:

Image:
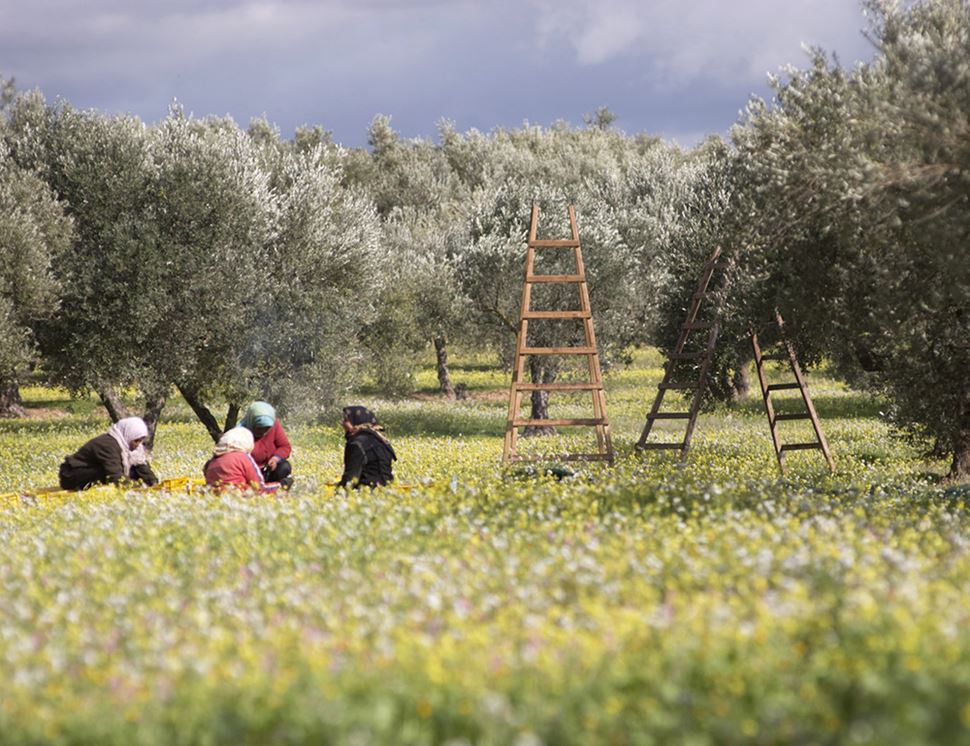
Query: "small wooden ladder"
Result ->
[[502, 203, 614, 465], [751, 309, 835, 475], [636, 246, 729, 459]]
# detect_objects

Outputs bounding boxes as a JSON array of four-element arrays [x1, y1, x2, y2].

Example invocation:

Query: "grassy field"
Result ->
[[1, 351, 968, 745]]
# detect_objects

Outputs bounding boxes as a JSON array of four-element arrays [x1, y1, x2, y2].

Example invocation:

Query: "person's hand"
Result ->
[[267, 456, 281, 470]]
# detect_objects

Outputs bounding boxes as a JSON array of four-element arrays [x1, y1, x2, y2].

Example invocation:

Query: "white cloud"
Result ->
[[529, 0, 870, 86]]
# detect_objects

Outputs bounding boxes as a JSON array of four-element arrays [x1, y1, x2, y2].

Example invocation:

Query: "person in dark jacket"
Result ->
[[59, 417, 158, 490], [338, 406, 396, 489], [239, 401, 293, 488]]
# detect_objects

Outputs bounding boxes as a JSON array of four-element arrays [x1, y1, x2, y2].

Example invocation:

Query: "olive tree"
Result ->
[[3, 96, 172, 435], [0, 142, 72, 415], [730, 0, 970, 479]]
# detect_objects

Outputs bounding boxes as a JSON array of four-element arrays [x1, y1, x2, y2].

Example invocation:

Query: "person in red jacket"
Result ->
[[203, 427, 278, 494], [239, 401, 293, 488]]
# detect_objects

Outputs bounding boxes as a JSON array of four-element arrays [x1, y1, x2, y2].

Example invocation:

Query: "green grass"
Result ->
[[1, 350, 966, 745]]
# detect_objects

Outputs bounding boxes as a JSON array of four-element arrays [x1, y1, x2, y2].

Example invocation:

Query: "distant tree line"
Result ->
[[0, 0, 967, 478]]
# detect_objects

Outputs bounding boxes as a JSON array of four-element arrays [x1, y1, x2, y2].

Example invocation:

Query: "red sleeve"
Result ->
[[273, 420, 292, 459]]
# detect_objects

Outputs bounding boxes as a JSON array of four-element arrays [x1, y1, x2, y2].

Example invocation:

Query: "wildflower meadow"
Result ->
[[1, 351, 968, 745]]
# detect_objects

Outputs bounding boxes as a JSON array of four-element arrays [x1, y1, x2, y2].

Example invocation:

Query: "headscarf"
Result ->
[[240, 401, 276, 431], [107, 417, 150, 475], [342, 405, 392, 446], [213, 426, 255, 456]]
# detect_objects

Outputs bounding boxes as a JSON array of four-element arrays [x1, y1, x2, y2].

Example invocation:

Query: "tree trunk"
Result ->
[[97, 386, 130, 423], [951, 437, 970, 482], [141, 387, 168, 449], [0, 381, 26, 418], [433, 334, 455, 398], [177, 384, 224, 443], [224, 403, 240, 433], [949, 392, 970, 482], [731, 361, 751, 403], [524, 357, 558, 436]]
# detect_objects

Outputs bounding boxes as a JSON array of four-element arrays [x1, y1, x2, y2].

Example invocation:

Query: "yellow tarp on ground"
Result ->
[[0, 477, 208, 506]]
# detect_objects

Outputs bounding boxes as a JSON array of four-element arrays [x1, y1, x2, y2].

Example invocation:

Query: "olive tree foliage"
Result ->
[[642, 137, 755, 405], [0, 141, 72, 415], [344, 115, 471, 395], [446, 122, 656, 422], [3, 94, 172, 433], [442, 120, 696, 423], [144, 110, 276, 439], [142, 111, 384, 439], [4, 96, 383, 442], [730, 0, 970, 478], [358, 208, 468, 395], [244, 129, 384, 419]]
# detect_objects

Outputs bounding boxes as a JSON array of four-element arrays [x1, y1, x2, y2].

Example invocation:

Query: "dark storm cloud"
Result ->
[[0, 0, 874, 146]]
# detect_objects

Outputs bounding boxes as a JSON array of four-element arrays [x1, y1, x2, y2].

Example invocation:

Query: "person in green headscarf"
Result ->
[[239, 401, 293, 488]]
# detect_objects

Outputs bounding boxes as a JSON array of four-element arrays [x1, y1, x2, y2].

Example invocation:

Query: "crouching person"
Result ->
[[338, 406, 396, 489], [240, 401, 293, 489], [59, 417, 158, 490], [204, 427, 279, 494]]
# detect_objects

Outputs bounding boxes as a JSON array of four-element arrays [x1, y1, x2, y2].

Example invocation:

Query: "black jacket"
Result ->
[[338, 430, 396, 488], [59, 433, 158, 490]]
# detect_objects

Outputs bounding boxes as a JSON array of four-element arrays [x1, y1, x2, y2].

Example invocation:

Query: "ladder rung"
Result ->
[[511, 418, 607, 427], [513, 383, 602, 391], [507, 453, 612, 462], [528, 239, 580, 248], [774, 413, 811, 422], [760, 353, 789, 362], [522, 347, 597, 355], [767, 383, 801, 392], [658, 383, 696, 390], [648, 412, 691, 420], [526, 274, 584, 283], [522, 311, 590, 319], [637, 443, 684, 451], [780, 443, 822, 452], [683, 322, 713, 331], [669, 352, 706, 361]]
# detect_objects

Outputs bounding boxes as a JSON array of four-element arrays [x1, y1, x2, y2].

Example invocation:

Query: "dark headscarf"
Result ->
[[343, 406, 378, 427], [343, 405, 392, 445]]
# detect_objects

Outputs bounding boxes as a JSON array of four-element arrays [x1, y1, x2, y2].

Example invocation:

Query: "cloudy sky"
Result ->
[[1, 0, 875, 148]]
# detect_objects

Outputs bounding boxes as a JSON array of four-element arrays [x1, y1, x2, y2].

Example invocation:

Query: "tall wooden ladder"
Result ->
[[502, 203, 614, 465], [751, 309, 835, 475], [636, 246, 729, 459]]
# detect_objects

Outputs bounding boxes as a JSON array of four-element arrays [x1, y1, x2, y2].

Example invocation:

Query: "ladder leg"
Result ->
[[751, 327, 785, 475], [638, 246, 725, 452], [681, 323, 721, 461], [777, 310, 835, 473]]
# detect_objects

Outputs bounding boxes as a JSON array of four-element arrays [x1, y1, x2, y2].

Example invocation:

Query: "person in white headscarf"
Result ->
[[203, 426, 279, 493], [59, 417, 158, 490]]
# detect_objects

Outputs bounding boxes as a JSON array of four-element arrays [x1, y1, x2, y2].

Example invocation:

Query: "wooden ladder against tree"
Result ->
[[750, 309, 835, 475], [502, 203, 614, 465], [636, 246, 728, 460]]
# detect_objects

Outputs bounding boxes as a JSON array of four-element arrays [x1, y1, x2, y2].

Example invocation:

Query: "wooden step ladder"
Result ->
[[751, 309, 835, 475], [502, 203, 614, 465], [636, 246, 729, 459]]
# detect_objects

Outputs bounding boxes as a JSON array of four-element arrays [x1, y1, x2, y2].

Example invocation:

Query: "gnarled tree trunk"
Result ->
[[433, 334, 455, 398], [141, 387, 168, 449], [524, 356, 558, 436], [731, 361, 751, 403], [950, 389, 970, 482], [0, 381, 26, 418], [177, 384, 225, 443], [97, 386, 130, 423]]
